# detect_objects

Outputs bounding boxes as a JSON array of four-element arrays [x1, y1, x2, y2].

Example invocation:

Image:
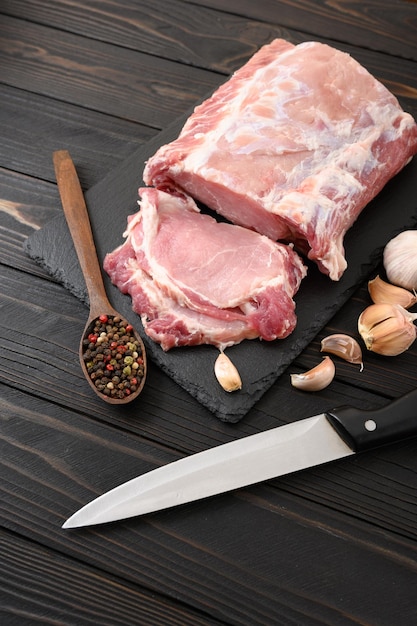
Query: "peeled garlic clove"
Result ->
[[383, 230, 417, 291], [320, 334, 363, 371], [358, 303, 417, 356], [368, 275, 416, 309], [214, 352, 242, 392], [290, 356, 335, 391]]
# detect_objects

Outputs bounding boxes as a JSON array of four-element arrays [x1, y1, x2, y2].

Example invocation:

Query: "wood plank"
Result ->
[[1, 11, 416, 137], [3, 0, 416, 71], [0, 85, 156, 187], [1, 0, 280, 74], [0, 15, 222, 129], [0, 529, 223, 626], [2, 383, 417, 625], [185, 0, 417, 61], [1, 2, 416, 624], [0, 168, 60, 276], [1, 25, 415, 187]]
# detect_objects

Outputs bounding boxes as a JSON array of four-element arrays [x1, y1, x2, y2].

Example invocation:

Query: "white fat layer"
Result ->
[[145, 40, 417, 281]]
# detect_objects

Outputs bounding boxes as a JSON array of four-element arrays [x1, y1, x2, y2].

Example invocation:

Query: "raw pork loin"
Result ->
[[144, 39, 417, 280], [104, 188, 306, 351]]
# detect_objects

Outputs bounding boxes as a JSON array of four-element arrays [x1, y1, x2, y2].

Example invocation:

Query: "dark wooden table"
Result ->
[[1, 1, 417, 624]]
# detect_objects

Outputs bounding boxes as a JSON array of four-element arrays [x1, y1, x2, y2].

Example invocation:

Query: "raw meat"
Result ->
[[144, 39, 417, 280], [104, 188, 306, 350]]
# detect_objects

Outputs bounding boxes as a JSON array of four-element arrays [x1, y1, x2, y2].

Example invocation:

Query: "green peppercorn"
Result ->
[[82, 314, 144, 399]]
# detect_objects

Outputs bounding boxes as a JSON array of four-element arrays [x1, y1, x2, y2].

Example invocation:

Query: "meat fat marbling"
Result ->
[[144, 39, 417, 280]]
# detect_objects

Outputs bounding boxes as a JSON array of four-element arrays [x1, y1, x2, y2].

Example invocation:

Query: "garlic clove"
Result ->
[[290, 356, 335, 391], [214, 351, 242, 392], [320, 334, 363, 371], [368, 275, 416, 309], [358, 302, 395, 329], [358, 303, 417, 356], [383, 230, 417, 292]]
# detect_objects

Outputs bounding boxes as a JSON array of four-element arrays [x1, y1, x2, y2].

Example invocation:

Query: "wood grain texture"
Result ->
[[186, 0, 417, 61], [1, 0, 284, 74], [0, 85, 156, 187], [0, 169, 59, 277], [2, 6, 415, 134], [4, 0, 416, 68], [0, 530, 223, 626], [1, 0, 417, 623], [2, 384, 417, 625], [0, 15, 222, 128]]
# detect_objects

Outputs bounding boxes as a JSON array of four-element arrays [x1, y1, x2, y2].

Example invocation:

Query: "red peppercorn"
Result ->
[[82, 314, 144, 400]]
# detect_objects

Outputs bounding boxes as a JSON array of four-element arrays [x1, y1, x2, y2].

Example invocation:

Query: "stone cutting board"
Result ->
[[25, 115, 417, 422]]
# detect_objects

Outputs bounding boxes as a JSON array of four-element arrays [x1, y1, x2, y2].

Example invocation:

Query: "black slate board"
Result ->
[[25, 111, 417, 422]]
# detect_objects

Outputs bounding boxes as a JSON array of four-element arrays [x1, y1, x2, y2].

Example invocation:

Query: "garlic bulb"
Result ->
[[383, 230, 417, 291], [368, 275, 416, 309], [214, 352, 242, 392], [358, 303, 417, 356], [320, 334, 363, 371], [290, 356, 335, 391]]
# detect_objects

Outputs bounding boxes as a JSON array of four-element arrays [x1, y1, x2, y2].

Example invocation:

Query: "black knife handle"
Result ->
[[326, 388, 417, 452]]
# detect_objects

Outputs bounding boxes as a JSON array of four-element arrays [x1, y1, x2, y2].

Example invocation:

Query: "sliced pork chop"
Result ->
[[144, 39, 417, 280], [104, 188, 307, 350]]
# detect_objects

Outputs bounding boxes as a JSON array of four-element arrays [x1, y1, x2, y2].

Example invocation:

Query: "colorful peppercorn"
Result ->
[[82, 315, 145, 400]]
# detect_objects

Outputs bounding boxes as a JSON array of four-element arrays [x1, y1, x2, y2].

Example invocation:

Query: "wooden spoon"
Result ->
[[53, 150, 147, 404]]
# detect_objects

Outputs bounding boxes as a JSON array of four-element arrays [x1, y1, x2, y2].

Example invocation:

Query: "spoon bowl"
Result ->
[[53, 150, 147, 404], [80, 307, 146, 404]]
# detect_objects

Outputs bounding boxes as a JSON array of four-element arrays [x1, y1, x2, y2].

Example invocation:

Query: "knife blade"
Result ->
[[63, 388, 417, 528]]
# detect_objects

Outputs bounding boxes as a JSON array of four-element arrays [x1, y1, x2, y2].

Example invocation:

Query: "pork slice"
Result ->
[[144, 39, 417, 280], [104, 241, 255, 350], [104, 188, 307, 350]]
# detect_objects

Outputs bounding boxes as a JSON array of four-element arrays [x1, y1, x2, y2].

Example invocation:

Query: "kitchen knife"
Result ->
[[63, 389, 417, 528]]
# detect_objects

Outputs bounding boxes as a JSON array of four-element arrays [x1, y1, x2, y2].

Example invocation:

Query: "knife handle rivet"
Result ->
[[364, 419, 377, 432]]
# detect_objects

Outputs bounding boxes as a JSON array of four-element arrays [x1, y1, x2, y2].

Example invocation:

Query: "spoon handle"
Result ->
[[53, 150, 110, 314]]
